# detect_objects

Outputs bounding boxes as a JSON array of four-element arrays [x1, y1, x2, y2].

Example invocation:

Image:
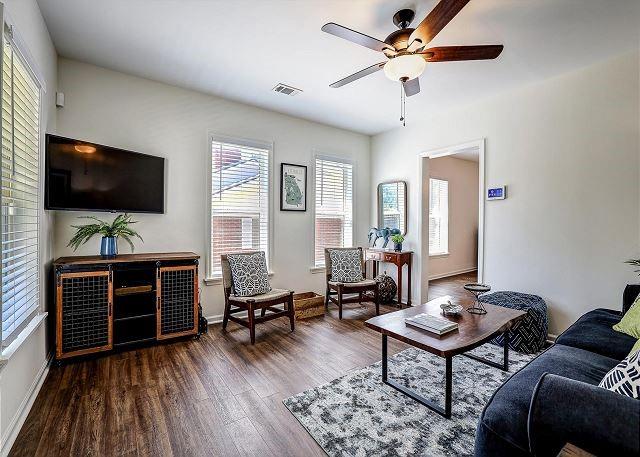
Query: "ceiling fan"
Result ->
[[321, 0, 504, 98]]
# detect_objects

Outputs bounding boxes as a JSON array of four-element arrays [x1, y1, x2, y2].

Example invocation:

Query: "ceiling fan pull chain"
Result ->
[[399, 83, 405, 126]]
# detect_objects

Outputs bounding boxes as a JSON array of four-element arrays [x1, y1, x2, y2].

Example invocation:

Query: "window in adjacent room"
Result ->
[[208, 135, 271, 279], [314, 157, 353, 268], [429, 178, 449, 256], [1, 34, 42, 345]]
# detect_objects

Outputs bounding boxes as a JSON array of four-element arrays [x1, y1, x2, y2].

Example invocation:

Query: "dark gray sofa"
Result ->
[[475, 285, 640, 457]]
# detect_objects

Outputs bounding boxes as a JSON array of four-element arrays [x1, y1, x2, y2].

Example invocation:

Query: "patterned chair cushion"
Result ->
[[481, 291, 548, 354], [328, 249, 363, 283], [227, 252, 272, 297], [599, 348, 640, 398]]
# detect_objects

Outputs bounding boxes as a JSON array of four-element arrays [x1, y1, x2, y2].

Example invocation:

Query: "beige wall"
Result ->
[[428, 156, 479, 279], [372, 51, 640, 335], [0, 0, 57, 452], [54, 58, 371, 321]]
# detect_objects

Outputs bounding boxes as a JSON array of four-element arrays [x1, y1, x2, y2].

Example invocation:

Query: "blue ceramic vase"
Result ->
[[100, 236, 117, 257]]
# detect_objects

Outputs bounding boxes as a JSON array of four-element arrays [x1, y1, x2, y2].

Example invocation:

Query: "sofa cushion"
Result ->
[[479, 344, 619, 454], [556, 308, 636, 360]]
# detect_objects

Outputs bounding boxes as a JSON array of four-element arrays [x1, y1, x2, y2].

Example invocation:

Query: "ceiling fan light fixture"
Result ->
[[383, 54, 426, 82]]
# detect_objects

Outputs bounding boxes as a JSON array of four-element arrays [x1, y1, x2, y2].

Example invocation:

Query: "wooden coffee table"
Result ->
[[365, 295, 526, 418]]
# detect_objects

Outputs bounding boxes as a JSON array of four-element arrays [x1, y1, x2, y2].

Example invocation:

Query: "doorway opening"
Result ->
[[418, 140, 485, 304]]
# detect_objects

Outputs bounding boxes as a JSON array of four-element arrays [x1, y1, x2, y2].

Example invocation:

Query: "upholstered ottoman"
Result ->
[[481, 291, 548, 354]]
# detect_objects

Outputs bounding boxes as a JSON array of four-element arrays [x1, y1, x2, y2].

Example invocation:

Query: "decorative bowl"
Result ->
[[440, 301, 463, 316]]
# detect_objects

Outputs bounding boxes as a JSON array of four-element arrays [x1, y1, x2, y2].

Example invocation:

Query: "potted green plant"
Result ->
[[391, 234, 404, 252], [68, 214, 143, 257]]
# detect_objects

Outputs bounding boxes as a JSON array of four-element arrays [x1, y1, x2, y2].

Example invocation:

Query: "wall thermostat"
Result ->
[[56, 92, 65, 108], [487, 186, 507, 200]]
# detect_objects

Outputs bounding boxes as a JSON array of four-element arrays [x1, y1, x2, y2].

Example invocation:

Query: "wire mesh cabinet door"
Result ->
[[156, 265, 198, 340], [56, 270, 113, 359]]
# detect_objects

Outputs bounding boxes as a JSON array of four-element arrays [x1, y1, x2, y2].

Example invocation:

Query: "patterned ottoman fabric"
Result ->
[[481, 291, 548, 354]]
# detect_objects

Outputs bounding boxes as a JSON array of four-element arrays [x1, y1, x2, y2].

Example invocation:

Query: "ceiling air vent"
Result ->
[[272, 83, 302, 96]]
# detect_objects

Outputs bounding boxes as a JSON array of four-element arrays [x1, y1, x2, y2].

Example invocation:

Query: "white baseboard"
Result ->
[[1, 354, 52, 457], [429, 267, 477, 281], [206, 303, 285, 325]]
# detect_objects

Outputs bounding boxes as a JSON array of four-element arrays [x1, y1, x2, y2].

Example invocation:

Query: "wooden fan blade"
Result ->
[[403, 78, 420, 97], [330, 62, 386, 88], [322, 22, 394, 53], [409, 0, 472, 48], [420, 45, 504, 62]]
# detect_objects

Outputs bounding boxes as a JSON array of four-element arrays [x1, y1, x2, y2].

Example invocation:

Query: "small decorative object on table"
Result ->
[[391, 234, 404, 252], [440, 300, 463, 316], [367, 227, 401, 248], [374, 272, 397, 304], [67, 213, 143, 257], [464, 283, 491, 314]]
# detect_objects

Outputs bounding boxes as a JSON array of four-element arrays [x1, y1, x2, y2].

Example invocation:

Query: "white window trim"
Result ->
[[204, 132, 274, 284], [428, 177, 450, 257], [0, 7, 48, 359], [310, 153, 356, 271]]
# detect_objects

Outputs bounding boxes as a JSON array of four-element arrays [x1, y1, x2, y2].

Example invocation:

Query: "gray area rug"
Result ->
[[283, 344, 535, 457]]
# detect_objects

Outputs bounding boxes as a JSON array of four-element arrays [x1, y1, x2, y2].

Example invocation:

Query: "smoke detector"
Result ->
[[272, 83, 303, 96]]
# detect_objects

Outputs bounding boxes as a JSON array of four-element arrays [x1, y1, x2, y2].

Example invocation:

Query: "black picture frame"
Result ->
[[280, 163, 307, 211]]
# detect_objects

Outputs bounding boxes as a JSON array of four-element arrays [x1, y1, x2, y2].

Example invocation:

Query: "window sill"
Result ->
[[204, 271, 274, 286], [309, 266, 326, 274], [0, 312, 48, 370], [429, 253, 450, 258]]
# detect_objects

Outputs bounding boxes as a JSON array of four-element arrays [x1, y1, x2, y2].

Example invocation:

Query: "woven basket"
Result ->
[[293, 292, 325, 319]]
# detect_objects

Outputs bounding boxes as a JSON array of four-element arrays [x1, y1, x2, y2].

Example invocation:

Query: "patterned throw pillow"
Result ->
[[599, 348, 640, 399], [227, 252, 272, 297], [329, 249, 363, 283]]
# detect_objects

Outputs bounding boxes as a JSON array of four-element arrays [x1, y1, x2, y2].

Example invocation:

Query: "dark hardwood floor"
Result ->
[[10, 273, 475, 457]]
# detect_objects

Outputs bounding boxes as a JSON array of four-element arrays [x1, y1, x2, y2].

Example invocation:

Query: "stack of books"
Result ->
[[405, 313, 458, 335]]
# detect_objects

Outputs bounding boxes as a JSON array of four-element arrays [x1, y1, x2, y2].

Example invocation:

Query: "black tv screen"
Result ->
[[45, 135, 165, 213]]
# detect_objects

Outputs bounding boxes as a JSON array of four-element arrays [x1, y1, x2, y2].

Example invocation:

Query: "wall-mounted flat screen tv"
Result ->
[[45, 134, 165, 213]]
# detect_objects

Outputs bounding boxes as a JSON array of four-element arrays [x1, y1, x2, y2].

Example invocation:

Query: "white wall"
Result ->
[[372, 51, 640, 335], [54, 58, 371, 320], [428, 156, 479, 279], [0, 0, 57, 453]]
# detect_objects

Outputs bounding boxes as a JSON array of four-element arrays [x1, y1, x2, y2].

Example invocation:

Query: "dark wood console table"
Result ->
[[54, 252, 200, 361], [364, 248, 413, 306]]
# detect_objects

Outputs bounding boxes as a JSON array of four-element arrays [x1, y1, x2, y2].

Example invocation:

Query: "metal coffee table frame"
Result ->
[[381, 331, 510, 419]]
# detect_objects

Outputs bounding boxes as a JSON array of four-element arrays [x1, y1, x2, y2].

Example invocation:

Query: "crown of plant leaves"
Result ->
[[68, 213, 143, 252]]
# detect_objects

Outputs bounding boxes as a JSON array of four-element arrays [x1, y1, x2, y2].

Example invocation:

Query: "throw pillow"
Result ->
[[613, 293, 640, 339], [227, 252, 271, 297], [329, 249, 363, 283], [630, 339, 640, 357], [599, 348, 640, 399]]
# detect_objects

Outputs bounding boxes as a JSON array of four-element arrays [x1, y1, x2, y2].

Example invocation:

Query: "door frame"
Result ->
[[417, 139, 485, 303]]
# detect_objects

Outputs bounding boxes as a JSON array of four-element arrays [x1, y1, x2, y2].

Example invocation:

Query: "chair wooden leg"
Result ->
[[260, 307, 266, 317], [288, 293, 295, 331], [359, 292, 363, 304], [247, 301, 256, 344], [325, 286, 330, 309], [375, 285, 380, 316], [337, 286, 343, 319], [222, 298, 230, 330]]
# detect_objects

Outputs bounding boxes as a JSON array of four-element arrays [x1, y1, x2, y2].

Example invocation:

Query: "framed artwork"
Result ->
[[280, 163, 307, 211]]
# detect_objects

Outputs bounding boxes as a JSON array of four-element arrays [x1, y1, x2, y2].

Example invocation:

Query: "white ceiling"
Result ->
[[37, 0, 640, 135]]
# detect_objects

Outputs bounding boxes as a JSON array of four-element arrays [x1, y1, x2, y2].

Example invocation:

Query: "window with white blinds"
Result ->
[[208, 136, 271, 278], [314, 157, 353, 268], [1, 36, 41, 343], [429, 178, 449, 256]]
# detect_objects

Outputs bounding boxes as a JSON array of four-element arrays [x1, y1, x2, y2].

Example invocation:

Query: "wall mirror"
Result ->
[[378, 181, 407, 235]]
